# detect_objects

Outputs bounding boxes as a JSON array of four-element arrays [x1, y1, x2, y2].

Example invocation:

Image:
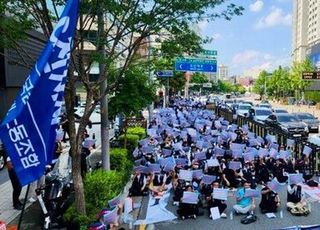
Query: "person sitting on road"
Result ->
[[259, 186, 280, 213], [128, 170, 148, 197], [286, 184, 309, 216], [233, 181, 256, 215], [177, 185, 199, 219], [207, 181, 227, 218]]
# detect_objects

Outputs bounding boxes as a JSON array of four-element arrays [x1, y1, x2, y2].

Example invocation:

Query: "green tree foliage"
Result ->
[[291, 59, 314, 97], [190, 72, 209, 84], [256, 60, 314, 100], [0, 0, 244, 215], [253, 70, 268, 99], [109, 66, 156, 118]]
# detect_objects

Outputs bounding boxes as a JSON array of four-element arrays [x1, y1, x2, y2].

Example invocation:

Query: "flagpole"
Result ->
[[17, 184, 30, 230]]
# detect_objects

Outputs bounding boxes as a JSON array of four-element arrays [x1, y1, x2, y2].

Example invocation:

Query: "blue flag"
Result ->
[[0, 0, 79, 186]]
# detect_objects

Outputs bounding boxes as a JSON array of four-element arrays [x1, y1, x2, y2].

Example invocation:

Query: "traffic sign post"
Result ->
[[175, 57, 217, 73], [155, 70, 174, 78], [302, 72, 320, 80]]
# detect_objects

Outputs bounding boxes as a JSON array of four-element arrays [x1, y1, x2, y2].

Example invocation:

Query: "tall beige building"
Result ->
[[292, 0, 309, 62], [217, 64, 229, 80], [292, 0, 320, 66]]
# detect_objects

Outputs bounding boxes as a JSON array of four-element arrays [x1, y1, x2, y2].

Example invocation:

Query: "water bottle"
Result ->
[[308, 202, 312, 212], [129, 220, 133, 229], [280, 210, 283, 219], [230, 211, 233, 220]]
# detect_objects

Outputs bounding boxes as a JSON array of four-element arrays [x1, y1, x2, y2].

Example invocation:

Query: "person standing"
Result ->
[[7, 156, 23, 210]]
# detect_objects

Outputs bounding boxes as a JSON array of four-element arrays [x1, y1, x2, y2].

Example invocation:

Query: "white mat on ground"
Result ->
[[134, 190, 177, 225], [302, 184, 320, 202]]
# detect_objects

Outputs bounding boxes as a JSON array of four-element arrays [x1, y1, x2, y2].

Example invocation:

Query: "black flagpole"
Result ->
[[17, 184, 30, 230]]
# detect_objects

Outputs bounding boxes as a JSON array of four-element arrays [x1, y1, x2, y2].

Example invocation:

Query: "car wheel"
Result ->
[[0, 153, 4, 170]]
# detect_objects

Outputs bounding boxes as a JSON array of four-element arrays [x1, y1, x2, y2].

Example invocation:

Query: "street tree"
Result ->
[[108, 65, 155, 147], [253, 70, 268, 99], [291, 59, 314, 100], [0, 0, 244, 215]]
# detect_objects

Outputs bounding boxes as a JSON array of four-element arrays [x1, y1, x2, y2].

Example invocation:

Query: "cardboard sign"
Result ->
[[103, 207, 119, 224], [288, 173, 304, 185], [108, 193, 122, 208], [244, 189, 260, 198], [181, 192, 198, 204], [202, 175, 217, 185], [212, 188, 228, 201], [179, 170, 193, 181], [229, 161, 241, 171]]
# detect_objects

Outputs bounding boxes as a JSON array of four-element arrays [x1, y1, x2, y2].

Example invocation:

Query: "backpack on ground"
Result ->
[[240, 214, 257, 224]]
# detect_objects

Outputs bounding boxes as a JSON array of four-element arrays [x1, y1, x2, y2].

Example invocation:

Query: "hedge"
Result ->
[[127, 126, 146, 139], [64, 148, 134, 228], [110, 148, 133, 181], [305, 91, 320, 102], [64, 169, 127, 228], [118, 134, 140, 149]]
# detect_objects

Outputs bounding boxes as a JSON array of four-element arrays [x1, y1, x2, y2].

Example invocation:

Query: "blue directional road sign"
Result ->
[[155, 70, 174, 78], [175, 57, 217, 73]]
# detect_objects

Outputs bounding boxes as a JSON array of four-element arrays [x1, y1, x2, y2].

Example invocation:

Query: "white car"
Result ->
[[236, 103, 252, 116], [252, 107, 273, 122]]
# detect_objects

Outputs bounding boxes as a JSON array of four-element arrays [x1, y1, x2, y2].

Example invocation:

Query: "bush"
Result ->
[[119, 134, 140, 149], [127, 126, 146, 139], [110, 148, 133, 181], [305, 91, 320, 102], [84, 170, 125, 209]]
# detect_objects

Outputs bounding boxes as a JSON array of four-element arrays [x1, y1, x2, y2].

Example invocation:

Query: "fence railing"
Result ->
[[124, 118, 148, 129], [213, 105, 320, 174]]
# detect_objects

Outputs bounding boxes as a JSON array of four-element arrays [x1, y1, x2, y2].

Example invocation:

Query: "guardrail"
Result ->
[[213, 105, 320, 174]]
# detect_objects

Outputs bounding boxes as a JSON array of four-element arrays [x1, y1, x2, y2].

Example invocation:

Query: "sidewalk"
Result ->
[[1, 127, 115, 229], [0, 181, 31, 226]]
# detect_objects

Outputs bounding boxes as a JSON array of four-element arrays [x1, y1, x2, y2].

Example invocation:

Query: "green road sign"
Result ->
[[176, 57, 217, 64], [201, 50, 217, 56]]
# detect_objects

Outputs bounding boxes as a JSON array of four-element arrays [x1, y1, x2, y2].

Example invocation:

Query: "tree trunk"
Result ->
[[65, 68, 87, 215]]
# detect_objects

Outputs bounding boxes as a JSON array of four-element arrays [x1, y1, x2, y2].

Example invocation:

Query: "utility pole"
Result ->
[[98, 9, 110, 170]]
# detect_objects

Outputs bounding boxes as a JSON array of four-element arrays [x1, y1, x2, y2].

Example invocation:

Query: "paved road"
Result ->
[[153, 182, 320, 230], [0, 169, 9, 186]]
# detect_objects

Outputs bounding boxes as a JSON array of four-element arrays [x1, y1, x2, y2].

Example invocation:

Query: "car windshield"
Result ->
[[277, 115, 299, 122], [275, 109, 288, 113], [297, 113, 315, 119], [256, 110, 272, 116], [239, 105, 251, 110], [260, 104, 270, 108]]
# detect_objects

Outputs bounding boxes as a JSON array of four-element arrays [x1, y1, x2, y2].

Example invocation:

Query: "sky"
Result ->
[[199, 0, 292, 76]]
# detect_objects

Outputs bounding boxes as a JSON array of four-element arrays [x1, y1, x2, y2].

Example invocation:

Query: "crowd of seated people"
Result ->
[[128, 97, 314, 222]]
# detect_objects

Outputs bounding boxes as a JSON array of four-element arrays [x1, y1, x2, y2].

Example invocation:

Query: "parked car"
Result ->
[[265, 113, 309, 138], [249, 107, 273, 123], [224, 99, 234, 108], [273, 108, 288, 114], [236, 103, 252, 116], [292, 112, 319, 133], [259, 103, 272, 109]]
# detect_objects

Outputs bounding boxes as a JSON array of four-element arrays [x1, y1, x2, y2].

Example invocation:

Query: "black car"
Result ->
[[292, 112, 319, 133], [265, 113, 309, 138]]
